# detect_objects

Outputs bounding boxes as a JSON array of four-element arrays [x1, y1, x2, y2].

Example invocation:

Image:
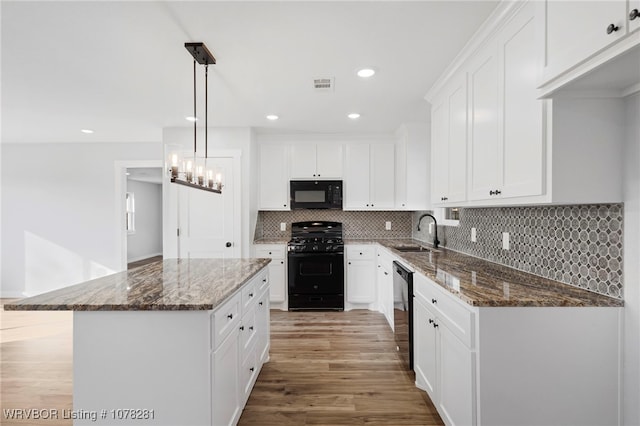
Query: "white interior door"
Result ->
[[177, 157, 238, 259]]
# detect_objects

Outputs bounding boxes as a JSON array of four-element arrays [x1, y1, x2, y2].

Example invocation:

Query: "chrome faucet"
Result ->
[[417, 213, 440, 249]]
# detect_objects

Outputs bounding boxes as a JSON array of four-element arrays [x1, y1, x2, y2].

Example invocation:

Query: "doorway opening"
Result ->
[[125, 167, 163, 269]]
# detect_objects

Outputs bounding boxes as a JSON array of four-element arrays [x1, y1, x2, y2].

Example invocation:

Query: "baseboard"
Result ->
[[127, 252, 163, 264]]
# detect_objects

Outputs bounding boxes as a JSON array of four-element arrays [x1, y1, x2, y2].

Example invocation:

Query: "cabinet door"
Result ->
[[468, 43, 499, 201], [256, 290, 270, 364], [370, 144, 395, 209], [499, 3, 544, 199], [259, 145, 289, 210], [212, 328, 240, 426], [344, 144, 371, 209], [290, 144, 317, 179], [346, 259, 376, 303], [316, 144, 343, 178], [377, 261, 394, 331], [431, 98, 449, 205], [446, 75, 468, 204], [268, 259, 286, 303], [544, 1, 627, 80], [438, 324, 475, 426], [414, 297, 438, 399]]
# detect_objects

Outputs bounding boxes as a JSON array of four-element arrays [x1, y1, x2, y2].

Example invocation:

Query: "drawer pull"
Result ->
[[250, 367, 255, 372], [630, 9, 639, 20], [433, 322, 439, 329], [431, 298, 437, 304], [249, 326, 254, 331], [249, 293, 254, 298], [239, 326, 244, 331], [259, 302, 263, 306], [227, 313, 233, 320], [428, 318, 434, 324], [606, 23, 619, 34]]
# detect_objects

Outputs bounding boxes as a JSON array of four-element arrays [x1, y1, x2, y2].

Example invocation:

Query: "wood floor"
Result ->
[[127, 255, 163, 270], [1, 302, 442, 426], [239, 311, 443, 425]]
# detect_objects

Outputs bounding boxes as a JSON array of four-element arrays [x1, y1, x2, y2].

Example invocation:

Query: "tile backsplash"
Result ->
[[257, 210, 412, 240], [413, 204, 624, 299]]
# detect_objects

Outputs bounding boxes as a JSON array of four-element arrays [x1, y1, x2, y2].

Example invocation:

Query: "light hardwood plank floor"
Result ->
[[239, 310, 443, 426], [1, 303, 442, 426]]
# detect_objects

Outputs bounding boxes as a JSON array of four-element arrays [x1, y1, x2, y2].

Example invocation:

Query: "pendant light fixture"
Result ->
[[169, 42, 223, 194]]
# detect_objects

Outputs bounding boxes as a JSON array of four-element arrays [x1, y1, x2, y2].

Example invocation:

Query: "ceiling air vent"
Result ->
[[313, 77, 335, 92]]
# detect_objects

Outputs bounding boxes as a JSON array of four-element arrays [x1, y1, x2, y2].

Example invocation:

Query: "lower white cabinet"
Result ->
[[413, 270, 622, 426], [211, 268, 270, 426], [254, 244, 287, 306], [212, 327, 241, 426], [346, 245, 377, 306], [414, 274, 476, 426], [376, 248, 394, 330]]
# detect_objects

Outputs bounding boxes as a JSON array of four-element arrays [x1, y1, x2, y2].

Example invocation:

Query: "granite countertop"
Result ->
[[4, 258, 271, 311], [374, 239, 623, 308]]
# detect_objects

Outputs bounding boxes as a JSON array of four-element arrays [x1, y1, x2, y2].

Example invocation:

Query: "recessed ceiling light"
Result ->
[[348, 113, 361, 119], [185, 116, 198, 122], [81, 129, 94, 134], [357, 68, 376, 78], [266, 114, 279, 121]]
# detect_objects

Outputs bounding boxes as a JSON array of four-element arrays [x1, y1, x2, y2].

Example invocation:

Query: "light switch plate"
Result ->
[[471, 227, 477, 242], [502, 232, 510, 250], [280, 222, 287, 231], [385, 221, 392, 230]]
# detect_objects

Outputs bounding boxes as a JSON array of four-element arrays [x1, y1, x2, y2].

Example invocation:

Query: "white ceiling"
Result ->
[[1, 0, 499, 144]]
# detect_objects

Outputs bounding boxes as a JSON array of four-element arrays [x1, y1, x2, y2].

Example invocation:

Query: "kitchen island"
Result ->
[[5, 258, 271, 426]]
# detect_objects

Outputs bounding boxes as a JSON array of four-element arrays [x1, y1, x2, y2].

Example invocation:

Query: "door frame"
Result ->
[[114, 160, 163, 271], [162, 149, 242, 260]]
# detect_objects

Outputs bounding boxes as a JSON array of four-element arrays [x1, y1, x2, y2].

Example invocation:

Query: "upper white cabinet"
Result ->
[[468, 3, 543, 202], [538, 0, 640, 96], [395, 123, 430, 210], [430, 74, 468, 206], [427, 0, 623, 207], [290, 144, 343, 179], [542, 0, 629, 85], [344, 143, 395, 210], [259, 144, 289, 210]]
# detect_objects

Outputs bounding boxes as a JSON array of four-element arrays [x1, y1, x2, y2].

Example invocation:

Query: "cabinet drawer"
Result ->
[[414, 274, 475, 348], [254, 245, 286, 259], [242, 279, 259, 313], [240, 309, 258, 361], [256, 270, 270, 294], [346, 245, 376, 260], [211, 292, 241, 350]]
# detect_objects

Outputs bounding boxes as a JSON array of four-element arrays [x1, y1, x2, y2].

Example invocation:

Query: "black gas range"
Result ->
[[287, 221, 344, 311]]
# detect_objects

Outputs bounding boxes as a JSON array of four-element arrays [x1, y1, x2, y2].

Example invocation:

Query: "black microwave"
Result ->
[[290, 180, 342, 210]]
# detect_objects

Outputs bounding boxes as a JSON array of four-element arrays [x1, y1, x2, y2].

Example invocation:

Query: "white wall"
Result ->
[[624, 92, 640, 426], [126, 179, 162, 263], [1, 142, 162, 297]]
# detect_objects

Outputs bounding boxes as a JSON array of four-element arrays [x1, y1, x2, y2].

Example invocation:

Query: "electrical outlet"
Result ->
[[471, 227, 477, 242], [280, 222, 287, 232], [502, 232, 510, 250], [385, 221, 392, 230]]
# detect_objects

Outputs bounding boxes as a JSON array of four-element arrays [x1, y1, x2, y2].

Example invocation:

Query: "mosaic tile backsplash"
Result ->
[[257, 210, 413, 240], [413, 204, 624, 299]]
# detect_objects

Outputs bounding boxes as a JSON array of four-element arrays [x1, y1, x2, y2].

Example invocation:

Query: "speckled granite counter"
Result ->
[[4, 258, 271, 311], [370, 239, 622, 308]]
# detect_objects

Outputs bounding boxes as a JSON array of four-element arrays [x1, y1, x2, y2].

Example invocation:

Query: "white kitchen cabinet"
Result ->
[[254, 245, 287, 306], [395, 123, 430, 210], [413, 273, 476, 426], [376, 248, 394, 330], [430, 74, 468, 206], [468, 2, 543, 202], [290, 144, 342, 179], [346, 245, 377, 306], [344, 143, 395, 210], [542, 0, 629, 85], [259, 144, 290, 210], [212, 327, 241, 426]]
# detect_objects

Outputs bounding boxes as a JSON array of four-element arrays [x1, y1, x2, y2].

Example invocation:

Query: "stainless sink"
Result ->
[[393, 245, 434, 253]]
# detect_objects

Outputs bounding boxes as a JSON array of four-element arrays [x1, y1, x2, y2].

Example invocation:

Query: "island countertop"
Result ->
[[4, 258, 271, 311]]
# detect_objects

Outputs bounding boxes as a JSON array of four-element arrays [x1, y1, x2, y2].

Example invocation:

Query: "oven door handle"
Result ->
[[287, 252, 344, 257]]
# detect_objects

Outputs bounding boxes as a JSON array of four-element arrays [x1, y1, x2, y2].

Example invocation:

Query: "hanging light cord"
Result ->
[[193, 59, 197, 158], [205, 64, 208, 159]]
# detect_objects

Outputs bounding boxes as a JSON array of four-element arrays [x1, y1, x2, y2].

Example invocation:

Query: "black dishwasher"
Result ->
[[393, 261, 413, 371]]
